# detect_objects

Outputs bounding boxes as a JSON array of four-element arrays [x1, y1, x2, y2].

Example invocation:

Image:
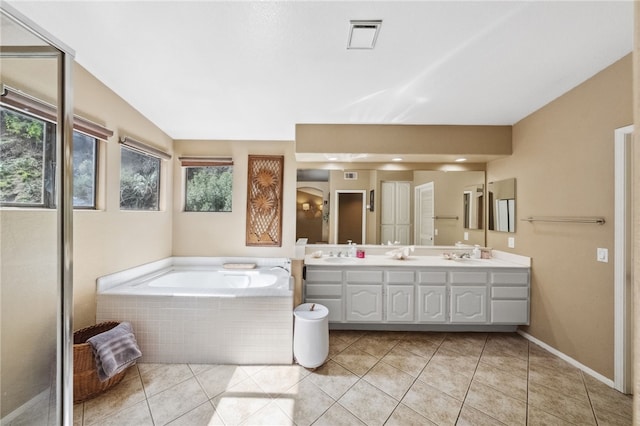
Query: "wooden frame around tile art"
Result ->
[[246, 155, 284, 246]]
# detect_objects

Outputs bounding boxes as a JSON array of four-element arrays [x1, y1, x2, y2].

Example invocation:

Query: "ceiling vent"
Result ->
[[347, 20, 382, 49], [344, 171, 358, 180]]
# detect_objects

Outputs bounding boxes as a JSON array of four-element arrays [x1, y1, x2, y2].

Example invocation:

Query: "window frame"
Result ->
[[119, 145, 162, 211], [71, 131, 99, 210]]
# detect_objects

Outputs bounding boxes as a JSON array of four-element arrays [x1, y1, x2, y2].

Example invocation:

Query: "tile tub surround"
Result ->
[[70, 331, 632, 426], [96, 257, 293, 364]]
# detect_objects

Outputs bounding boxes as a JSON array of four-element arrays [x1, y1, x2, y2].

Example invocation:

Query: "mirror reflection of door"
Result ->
[[335, 190, 365, 244], [414, 182, 434, 245], [296, 187, 324, 243]]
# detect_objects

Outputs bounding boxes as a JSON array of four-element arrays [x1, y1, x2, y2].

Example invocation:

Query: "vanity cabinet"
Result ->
[[304, 263, 529, 328]]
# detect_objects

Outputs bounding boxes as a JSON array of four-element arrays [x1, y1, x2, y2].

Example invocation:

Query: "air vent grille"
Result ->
[[344, 172, 358, 180]]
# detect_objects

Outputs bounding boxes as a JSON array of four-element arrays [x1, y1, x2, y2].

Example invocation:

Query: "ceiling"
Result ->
[[3, 1, 634, 143]]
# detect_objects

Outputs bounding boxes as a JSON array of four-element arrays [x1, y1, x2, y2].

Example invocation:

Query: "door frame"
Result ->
[[333, 190, 367, 244], [614, 124, 633, 393]]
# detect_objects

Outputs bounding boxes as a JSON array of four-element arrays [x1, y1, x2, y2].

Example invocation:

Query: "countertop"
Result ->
[[304, 253, 530, 269]]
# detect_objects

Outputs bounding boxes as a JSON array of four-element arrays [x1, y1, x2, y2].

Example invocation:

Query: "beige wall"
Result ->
[[171, 140, 297, 258], [487, 54, 633, 379]]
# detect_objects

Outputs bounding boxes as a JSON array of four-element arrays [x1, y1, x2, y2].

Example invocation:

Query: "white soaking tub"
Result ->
[[96, 257, 293, 364]]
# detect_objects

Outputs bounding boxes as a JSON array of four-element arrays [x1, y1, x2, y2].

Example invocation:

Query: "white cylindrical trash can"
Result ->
[[293, 303, 329, 368]]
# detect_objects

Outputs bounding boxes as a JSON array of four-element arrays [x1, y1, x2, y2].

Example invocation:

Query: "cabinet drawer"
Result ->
[[387, 270, 415, 284], [305, 284, 342, 297], [491, 300, 528, 324], [491, 272, 529, 285], [491, 286, 528, 299], [305, 298, 343, 322], [450, 271, 488, 284], [346, 270, 383, 284], [418, 271, 447, 284], [306, 269, 342, 283]]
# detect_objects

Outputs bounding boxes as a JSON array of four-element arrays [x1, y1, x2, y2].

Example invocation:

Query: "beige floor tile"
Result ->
[[147, 376, 209, 425], [240, 400, 295, 425], [457, 404, 507, 426], [330, 330, 366, 345], [351, 333, 400, 358], [73, 403, 83, 426], [83, 374, 146, 424], [362, 360, 415, 400], [381, 346, 429, 377], [329, 334, 352, 358], [314, 402, 366, 426], [273, 377, 335, 426], [465, 380, 526, 425], [583, 373, 633, 421], [439, 333, 487, 357], [528, 363, 589, 404], [251, 364, 310, 396], [484, 333, 529, 360], [528, 381, 596, 425], [85, 399, 153, 426], [402, 331, 446, 344], [417, 359, 472, 400], [429, 346, 480, 378], [385, 403, 436, 426], [307, 359, 359, 399], [529, 343, 581, 378], [195, 364, 250, 398], [211, 380, 273, 425], [332, 345, 380, 376], [338, 379, 399, 425], [594, 410, 634, 426], [527, 405, 576, 426], [395, 338, 439, 359], [480, 350, 528, 379], [473, 361, 527, 401], [188, 363, 217, 376], [166, 401, 223, 426], [138, 363, 194, 397], [402, 379, 462, 425]]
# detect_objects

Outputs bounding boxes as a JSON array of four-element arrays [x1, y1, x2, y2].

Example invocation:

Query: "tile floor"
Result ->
[[72, 331, 633, 425]]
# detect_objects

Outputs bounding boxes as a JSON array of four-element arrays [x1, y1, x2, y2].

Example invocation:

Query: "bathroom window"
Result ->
[[73, 132, 98, 208], [0, 107, 56, 207], [120, 146, 161, 210], [184, 165, 233, 212]]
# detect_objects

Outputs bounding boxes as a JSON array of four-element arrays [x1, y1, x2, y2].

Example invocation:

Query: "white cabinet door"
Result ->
[[450, 286, 488, 323], [386, 285, 414, 322], [418, 286, 447, 322], [346, 285, 383, 322], [395, 182, 411, 225], [380, 182, 396, 225]]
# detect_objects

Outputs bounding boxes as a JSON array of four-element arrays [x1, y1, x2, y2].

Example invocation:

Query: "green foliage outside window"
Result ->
[[73, 132, 97, 207], [0, 108, 47, 204], [185, 166, 232, 212], [120, 147, 160, 210]]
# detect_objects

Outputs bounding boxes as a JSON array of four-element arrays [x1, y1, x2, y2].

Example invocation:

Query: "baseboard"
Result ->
[[517, 330, 615, 388]]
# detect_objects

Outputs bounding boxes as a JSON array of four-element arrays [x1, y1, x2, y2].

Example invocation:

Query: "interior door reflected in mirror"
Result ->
[[488, 178, 516, 232], [463, 184, 484, 230]]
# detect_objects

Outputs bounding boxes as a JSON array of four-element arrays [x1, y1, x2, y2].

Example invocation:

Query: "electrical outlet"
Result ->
[[463, 232, 469, 241], [597, 248, 608, 263], [434, 229, 438, 236], [508, 237, 515, 248]]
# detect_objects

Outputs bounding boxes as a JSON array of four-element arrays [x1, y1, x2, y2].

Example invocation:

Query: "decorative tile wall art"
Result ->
[[246, 155, 284, 246]]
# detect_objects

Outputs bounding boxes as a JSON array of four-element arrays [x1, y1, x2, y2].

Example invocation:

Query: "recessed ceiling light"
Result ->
[[347, 20, 382, 49], [455, 158, 467, 162], [392, 157, 403, 162], [328, 157, 338, 161]]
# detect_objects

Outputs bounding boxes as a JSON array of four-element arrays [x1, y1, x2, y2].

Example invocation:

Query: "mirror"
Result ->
[[296, 168, 485, 246], [488, 178, 516, 232], [463, 183, 484, 230]]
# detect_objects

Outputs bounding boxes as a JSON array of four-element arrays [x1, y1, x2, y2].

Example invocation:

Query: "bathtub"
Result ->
[[96, 257, 293, 364]]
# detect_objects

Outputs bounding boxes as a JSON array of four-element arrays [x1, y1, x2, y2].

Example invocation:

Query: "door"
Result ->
[[386, 285, 414, 322], [450, 286, 488, 323], [414, 182, 434, 245], [418, 286, 447, 322], [335, 190, 366, 244], [346, 285, 383, 321], [380, 181, 411, 244]]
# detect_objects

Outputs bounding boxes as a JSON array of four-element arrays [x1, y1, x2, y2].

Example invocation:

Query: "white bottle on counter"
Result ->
[[472, 245, 481, 259]]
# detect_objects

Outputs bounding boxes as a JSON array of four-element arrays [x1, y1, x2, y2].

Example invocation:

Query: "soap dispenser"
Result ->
[[472, 245, 481, 259], [349, 241, 357, 257]]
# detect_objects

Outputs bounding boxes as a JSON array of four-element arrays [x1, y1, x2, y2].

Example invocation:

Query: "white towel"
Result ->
[[87, 322, 142, 382]]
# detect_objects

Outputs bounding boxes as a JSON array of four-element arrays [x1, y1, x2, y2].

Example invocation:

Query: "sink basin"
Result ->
[[323, 257, 356, 264]]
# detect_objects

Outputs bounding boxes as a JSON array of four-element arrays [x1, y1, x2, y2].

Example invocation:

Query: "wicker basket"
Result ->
[[73, 321, 129, 404]]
